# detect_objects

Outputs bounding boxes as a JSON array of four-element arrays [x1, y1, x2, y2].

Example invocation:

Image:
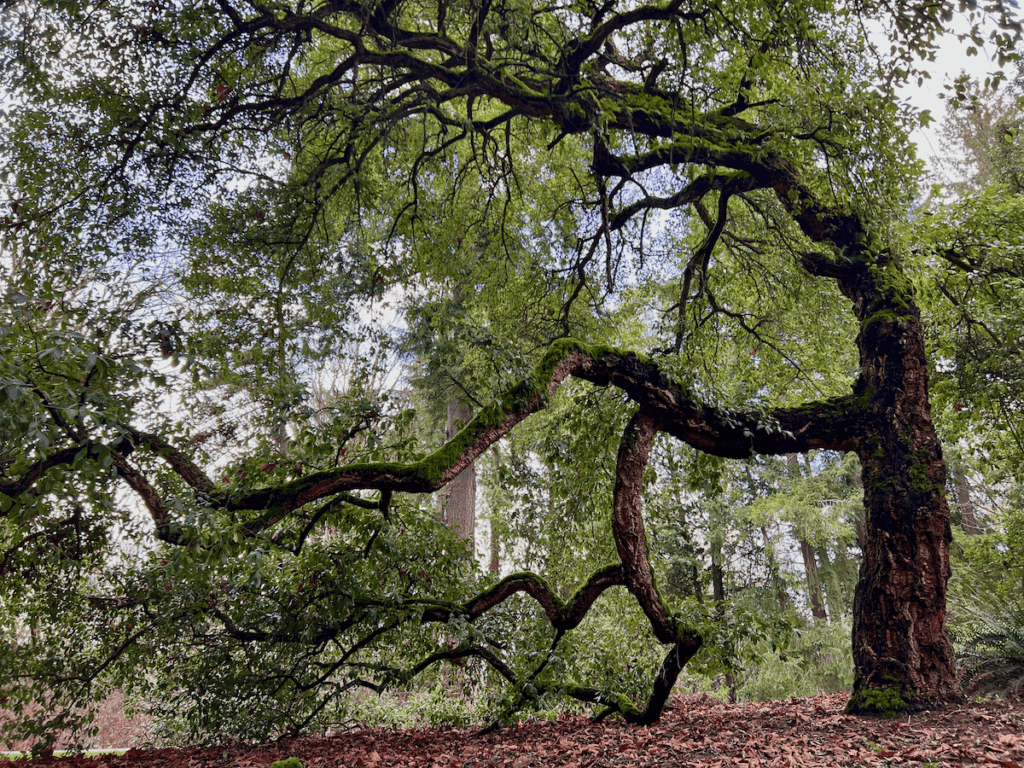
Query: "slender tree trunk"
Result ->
[[709, 539, 736, 702], [710, 541, 725, 608], [855, 509, 868, 553], [441, 398, 476, 554], [787, 454, 827, 623], [743, 468, 789, 610], [438, 283, 476, 554], [800, 538, 828, 623], [760, 524, 791, 611], [953, 464, 980, 535], [852, 464, 868, 551], [488, 519, 500, 574], [817, 545, 846, 623]]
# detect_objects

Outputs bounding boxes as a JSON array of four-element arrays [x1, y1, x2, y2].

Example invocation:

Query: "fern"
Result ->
[[951, 591, 1024, 695]]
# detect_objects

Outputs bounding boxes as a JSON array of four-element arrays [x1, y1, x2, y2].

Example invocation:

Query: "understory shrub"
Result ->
[[950, 589, 1024, 696], [736, 621, 853, 702]]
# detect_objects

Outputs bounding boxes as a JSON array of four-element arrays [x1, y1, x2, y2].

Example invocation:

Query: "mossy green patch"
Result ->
[[471, 570, 561, 611], [800, 387, 875, 420], [235, 338, 679, 510], [269, 759, 305, 768], [845, 684, 909, 717], [907, 449, 943, 495], [861, 308, 909, 333], [854, 250, 918, 334], [866, 259, 915, 311]]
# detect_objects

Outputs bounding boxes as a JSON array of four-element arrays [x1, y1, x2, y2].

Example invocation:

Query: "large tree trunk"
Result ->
[[846, 274, 962, 712]]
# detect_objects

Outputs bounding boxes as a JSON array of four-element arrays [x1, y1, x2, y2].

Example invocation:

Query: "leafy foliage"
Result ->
[[1, 0, 1019, 744], [951, 589, 1024, 696]]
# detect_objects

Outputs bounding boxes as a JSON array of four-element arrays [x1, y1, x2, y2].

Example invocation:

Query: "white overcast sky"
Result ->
[[903, 18, 1020, 177]]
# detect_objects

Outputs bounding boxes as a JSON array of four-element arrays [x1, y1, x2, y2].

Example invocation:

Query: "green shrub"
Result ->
[[736, 621, 853, 701]]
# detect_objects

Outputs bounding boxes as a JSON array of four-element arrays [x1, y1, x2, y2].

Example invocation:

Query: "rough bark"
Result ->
[[832, 259, 963, 713], [612, 412, 683, 645], [611, 411, 703, 723]]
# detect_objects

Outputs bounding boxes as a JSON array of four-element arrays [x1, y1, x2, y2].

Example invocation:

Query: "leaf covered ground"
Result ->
[[15, 693, 1024, 768]]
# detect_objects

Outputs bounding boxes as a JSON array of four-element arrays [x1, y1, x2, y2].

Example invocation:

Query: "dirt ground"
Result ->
[[8, 692, 1024, 768], [1, 690, 150, 754]]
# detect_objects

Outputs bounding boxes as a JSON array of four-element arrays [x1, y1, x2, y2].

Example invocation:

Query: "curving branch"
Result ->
[[612, 411, 681, 644], [608, 171, 757, 233], [222, 339, 866, 524], [119, 426, 217, 495], [108, 451, 185, 545], [422, 564, 626, 630], [1, 340, 867, 553], [605, 409, 703, 722], [0, 445, 83, 501]]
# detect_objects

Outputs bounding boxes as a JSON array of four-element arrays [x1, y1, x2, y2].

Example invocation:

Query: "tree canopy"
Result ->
[[0, 0, 1021, 748]]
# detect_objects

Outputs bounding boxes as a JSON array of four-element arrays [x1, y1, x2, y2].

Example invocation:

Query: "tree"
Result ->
[[937, 74, 1024, 196], [924, 77, 1024, 485], [1, 0, 1021, 742], [918, 74, 1024, 686]]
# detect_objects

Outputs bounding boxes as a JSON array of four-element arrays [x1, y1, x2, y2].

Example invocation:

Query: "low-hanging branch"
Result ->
[[420, 563, 627, 630], [1, 339, 869, 548], [185, 397, 707, 726], [217, 339, 865, 517]]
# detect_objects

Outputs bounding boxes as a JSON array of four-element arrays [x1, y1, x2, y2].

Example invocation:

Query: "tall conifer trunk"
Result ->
[[954, 464, 981, 535], [442, 398, 476, 553], [788, 454, 827, 622]]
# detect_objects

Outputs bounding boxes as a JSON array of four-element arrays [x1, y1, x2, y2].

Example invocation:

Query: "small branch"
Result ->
[[0, 445, 82, 500], [119, 426, 217, 495], [108, 452, 184, 545], [423, 564, 626, 630], [30, 384, 84, 442]]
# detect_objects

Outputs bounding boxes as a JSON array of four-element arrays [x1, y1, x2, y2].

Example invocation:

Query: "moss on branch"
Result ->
[[219, 336, 862, 521]]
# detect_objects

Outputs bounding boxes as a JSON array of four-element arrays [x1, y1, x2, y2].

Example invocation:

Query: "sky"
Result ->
[[904, 19, 1020, 177]]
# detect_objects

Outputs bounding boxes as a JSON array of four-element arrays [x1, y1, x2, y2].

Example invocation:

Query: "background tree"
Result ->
[[916, 73, 1024, 693], [937, 74, 1024, 196]]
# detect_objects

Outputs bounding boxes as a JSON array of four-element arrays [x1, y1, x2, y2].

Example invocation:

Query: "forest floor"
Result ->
[[10, 692, 1024, 768]]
